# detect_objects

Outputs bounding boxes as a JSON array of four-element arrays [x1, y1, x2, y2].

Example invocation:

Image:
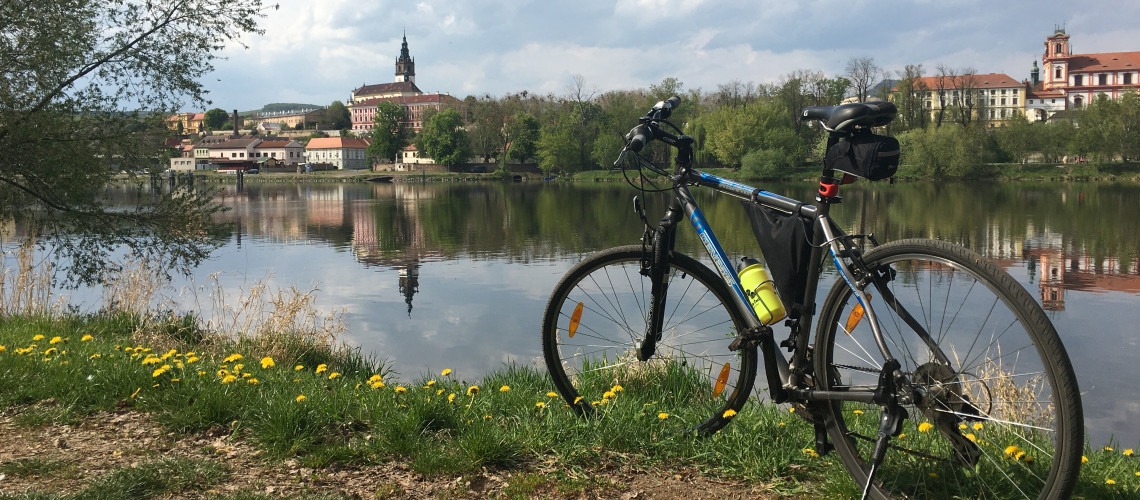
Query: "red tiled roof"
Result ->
[[1067, 51, 1140, 73], [351, 93, 464, 108], [905, 73, 1022, 91], [306, 137, 370, 150], [353, 81, 422, 96]]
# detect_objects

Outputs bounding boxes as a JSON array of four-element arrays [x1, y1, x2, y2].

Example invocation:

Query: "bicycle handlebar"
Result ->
[[620, 95, 683, 154]]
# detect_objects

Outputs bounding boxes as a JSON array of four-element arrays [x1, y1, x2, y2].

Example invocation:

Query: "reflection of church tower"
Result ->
[[395, 33, 415, 84], [398, 260, 420, 316], [1039, 250, 1066, 311]]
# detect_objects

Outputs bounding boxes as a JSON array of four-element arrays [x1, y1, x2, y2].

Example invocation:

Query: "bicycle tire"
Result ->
[[814, 239, 1083, 499], [542, 246, 758, 435]]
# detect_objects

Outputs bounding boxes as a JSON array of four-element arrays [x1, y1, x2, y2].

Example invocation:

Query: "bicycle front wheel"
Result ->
[[542, 246, 757, 435], [815, 239, 1082, 500]]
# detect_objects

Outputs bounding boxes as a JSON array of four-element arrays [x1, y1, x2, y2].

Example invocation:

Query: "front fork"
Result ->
[[636, 196, 680, 361]]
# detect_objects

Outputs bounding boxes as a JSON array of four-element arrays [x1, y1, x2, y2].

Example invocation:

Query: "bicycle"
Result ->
[[540, 97, 1083, 499]]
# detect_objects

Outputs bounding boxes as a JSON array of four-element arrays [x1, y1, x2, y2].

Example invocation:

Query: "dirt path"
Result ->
[[0, 408, 786, 499]]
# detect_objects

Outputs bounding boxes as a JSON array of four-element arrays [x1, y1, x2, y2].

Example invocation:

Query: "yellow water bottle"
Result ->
[[738, 257, 786, 325]]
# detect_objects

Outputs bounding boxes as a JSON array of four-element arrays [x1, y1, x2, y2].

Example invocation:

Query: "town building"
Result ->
[[304, 137, 371, 170], [166, 112, 205, 135], [1027, 28, 1140, 121], [254, 108, 326, 130], [253, 139, 305, 165], [892, 73, 1025, 126], [347, 35, 464, 134]]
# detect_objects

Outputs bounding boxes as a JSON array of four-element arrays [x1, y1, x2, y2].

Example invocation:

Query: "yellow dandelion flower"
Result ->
[[315, 363, 327, 373], [959, 423, 968, 430], [261, 357, 275, 369], [441, 368, 452, 376], [241, 372, 251, 378], [723, 409, 737, 418], [198, 371, 206, 376], [1124, 449, 1134, 456], [328, 372, 341, 379], [371, 381, 385, 389], [89, 353, 101, 359], [368, 374, 383, 383], [221, 375, 238, 384], [573, 396, 584, 404], [425, 380, 436, 388], [779, 422, 786, 427], [395, 386, 407, 394], [1082, 455, 1089, 463], [603, 391, 616, 399], [152, 383, 159, 388], [161, 349, 177, 360], [171, 378, 180, 382], [1005, 445, 1024, 458], [247, 378, 260, 384], [499, 385, 510, 392], [535, 401, 546, 408], [223, 353, 243, 363], [141, 356, 161, 365], [898, 433, 906, 438], [483, 415, 492, 420], [611, 385, 624, 393], [44, 347, 57, 356], [49, 336, 62, 344], [965, 433, 977, 442], [1106, 479, 1116, 485], [32, 334, 45, 341], [928, 473, 938, 478], [217, 369, 230, 378], [436, 389, 443, 395], [973, 422, 984, 431], [467, 385, 480, 396], [658, 412, 669, 420], [1104, 446, 1114, 452], [546, 391, 558, 398], [295, 364, 304, 371], [918, 422, 934, 432], [1135, 472, 1140, 477], [0, 345, 5, 352], [789, 407, 796, 413], [130, 387, 141, 398], [186, 356, 199, 364], [803, 448, 819, 457], [80, 335, 94, 342], [448, 393, 456, 403], [853, 409, 864, 415], [233, 363, 244, 371], [295, 395, 307, 402], [152, 365, 171, 378]]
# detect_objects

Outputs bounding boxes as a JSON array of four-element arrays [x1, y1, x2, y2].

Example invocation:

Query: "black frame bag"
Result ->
[[824, 129, 900, 181], [740, 201, 813, 318]]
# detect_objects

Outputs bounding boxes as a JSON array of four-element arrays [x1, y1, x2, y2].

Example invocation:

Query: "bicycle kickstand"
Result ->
[[862, 359, 907, 500]]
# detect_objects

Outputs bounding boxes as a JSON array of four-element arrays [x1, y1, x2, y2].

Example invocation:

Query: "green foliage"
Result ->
[[896, 126, 988, 178], [0, 0, 263, 285], [325, 101, 351, 130], [204, 108, 229, 130], [504, 112, 540, 164], [416, 108, 470, 167], [367, 101, 410, 164]]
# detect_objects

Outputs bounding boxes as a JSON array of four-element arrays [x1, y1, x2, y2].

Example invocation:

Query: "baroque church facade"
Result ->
[[349, 35, 463, 134]]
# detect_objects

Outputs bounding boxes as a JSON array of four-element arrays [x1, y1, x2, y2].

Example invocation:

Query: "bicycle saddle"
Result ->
[[801, 101, 897, 132]]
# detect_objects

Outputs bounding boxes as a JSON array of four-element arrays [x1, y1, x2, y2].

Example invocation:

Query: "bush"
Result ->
[[741, 148, 790, 178]]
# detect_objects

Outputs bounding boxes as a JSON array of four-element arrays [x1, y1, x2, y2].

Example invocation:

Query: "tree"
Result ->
[[846, 57, 883, 103], [0, 0, 266, 285], [204, 108, 229, 130], [327, 100, 351, 130], [367, 101, 410, 164], [504, 112, 540, 164], [415, 108, 470, 167], [893, 64, 929, 131]]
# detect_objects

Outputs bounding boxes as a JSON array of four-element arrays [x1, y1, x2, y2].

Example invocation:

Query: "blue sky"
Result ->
[[204, 0, 1140, 111]]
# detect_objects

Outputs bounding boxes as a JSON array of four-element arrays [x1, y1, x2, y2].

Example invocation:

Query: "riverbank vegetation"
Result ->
[[2, 248, 1138, 499]]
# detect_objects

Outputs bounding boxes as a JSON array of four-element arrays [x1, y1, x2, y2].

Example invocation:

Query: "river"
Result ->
[[6, 179, 1139, 448]]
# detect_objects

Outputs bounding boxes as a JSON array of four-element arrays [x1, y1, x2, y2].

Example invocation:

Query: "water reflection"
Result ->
[[6, 180, 1138, 447]]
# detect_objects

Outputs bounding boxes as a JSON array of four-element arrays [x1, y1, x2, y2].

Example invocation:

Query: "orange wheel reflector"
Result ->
[[568, 302, 584, 338], [713, 362, 731, 398], [844, 294, 871, 333]]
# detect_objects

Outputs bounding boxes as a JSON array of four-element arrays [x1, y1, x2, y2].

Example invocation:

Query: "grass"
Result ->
[[0, 457, 224, 500]]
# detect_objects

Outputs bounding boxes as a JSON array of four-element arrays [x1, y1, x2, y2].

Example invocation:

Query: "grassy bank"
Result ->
[[2, 313, 1139, 499]]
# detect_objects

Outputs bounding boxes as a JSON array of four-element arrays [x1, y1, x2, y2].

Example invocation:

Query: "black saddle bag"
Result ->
[[824, 130, 900, 181]]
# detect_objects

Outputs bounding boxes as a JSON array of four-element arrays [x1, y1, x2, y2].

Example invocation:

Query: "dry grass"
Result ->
[[0, 239, 65, 318]]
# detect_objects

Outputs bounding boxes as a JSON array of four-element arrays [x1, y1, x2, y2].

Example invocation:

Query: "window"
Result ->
[[1051, 98, 1056, 103], [1001, 89, 1007, 95], [1055, 43, 1062, 54], [1013, 97, 1018, 105], [1126, 73, 1133, 85], [1099, 74, 1108, 85], [1074, 96, 1083, 108], [1055, 68, 1062, 79], [990, 98, 996, 106], [231, 152, 237, 158], [1074, 75, 1083, 86], [1001, 98, 1006, 105]]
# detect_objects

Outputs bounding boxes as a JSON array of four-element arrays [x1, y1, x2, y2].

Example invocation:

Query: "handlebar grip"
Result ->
[[625, 124, 651, 152]]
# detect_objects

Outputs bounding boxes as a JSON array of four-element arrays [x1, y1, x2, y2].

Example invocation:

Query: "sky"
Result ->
[[203, 0, 1140, 112]]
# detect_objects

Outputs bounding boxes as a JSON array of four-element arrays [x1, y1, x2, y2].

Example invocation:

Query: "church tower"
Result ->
[[395, 33, 415, 84], [1042, 28, 1071, 91]]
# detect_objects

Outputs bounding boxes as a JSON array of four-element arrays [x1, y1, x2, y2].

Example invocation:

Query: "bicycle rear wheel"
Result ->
[[815, 239, 1082, 500], [542, 246, 757, 435]]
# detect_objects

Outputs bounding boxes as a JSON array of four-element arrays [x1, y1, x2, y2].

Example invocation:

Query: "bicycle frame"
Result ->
[[653, 159, 889, 407]]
